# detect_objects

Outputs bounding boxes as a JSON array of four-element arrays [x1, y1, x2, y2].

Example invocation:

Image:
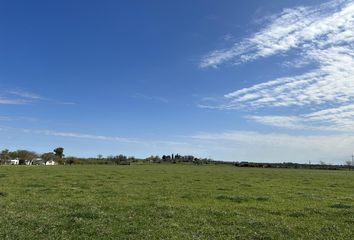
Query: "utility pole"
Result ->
[[352, 155, 354, 169]]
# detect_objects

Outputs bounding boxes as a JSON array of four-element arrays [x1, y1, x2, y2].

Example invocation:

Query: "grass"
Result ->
[[0, 164, 354, 239]]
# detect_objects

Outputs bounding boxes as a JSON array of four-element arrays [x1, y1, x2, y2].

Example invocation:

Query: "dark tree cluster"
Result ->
[[153, 153, 213, 165]]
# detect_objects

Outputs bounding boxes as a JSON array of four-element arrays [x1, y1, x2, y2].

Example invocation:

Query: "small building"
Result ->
[[10, 159, 19, 165], [45, 160, 57, 166], [33, 158, 45, 165]]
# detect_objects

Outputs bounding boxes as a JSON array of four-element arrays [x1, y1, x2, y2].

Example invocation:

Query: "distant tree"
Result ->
[[112, 154, 128, 165], [14, 150, 38, 160], [65, 157, 75, 165], [97, 154, 103, 159], [146, 155, 161, 163], [163, 155, 171, 162], [319, 161, 326, 165], [112, 156, 120, 165], [0, 149, 11, 164], [54, 147, 64, 159], [41, 152, 56, 164]]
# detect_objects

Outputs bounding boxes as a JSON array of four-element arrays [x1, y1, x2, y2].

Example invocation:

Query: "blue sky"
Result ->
[[1, 0, 353, 163]]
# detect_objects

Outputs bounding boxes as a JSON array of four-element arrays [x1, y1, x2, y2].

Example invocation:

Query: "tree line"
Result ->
[[0, 148, 214, 165], [1, 147, 352, 170]]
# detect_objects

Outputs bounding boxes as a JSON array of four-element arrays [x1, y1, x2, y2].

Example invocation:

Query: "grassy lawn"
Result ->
[[0, 164, 354, 239]]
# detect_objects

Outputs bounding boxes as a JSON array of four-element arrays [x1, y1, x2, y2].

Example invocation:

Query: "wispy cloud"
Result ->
[[131, 93, 169, 103], [18, 128, 193, 148], [0, 89, 43, 105], [191, 130, 354, 162], [0, 89, 76, 106], [25, 129, 139, 144], [192, 130, 354, 148], [247, 115, 308, 130], [222, 46, 354, 109], [0, 116, 11, 121], [250, 104, 354, 132], [200, 0, 352, 68], [52, 100, 77, 105], [6, 90, 43, 100], [0, 126, 205, 156], [199, 0, 354, 133], [0, 97, 31, 105]]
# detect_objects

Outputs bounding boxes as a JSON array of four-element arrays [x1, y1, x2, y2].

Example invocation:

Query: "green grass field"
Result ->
[[1, 164, 354, 239]]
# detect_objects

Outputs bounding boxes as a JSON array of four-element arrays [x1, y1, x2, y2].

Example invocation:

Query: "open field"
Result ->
[[1, 164, 354, 239]]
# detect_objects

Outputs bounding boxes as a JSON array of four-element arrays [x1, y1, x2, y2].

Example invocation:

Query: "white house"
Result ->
[[33, 158, 45, 165], [10, 159, 19, 165], [45, 160, 57, 165]]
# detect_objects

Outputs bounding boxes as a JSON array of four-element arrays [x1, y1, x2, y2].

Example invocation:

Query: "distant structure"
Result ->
[[4, 157, 57, 166], [10, 159, 19, 165], [45, 159, 57, 166], [33, 158, 45, 165]]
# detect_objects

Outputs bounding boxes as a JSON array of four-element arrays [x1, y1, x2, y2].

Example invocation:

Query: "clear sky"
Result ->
[[1, 0, 353, 164]]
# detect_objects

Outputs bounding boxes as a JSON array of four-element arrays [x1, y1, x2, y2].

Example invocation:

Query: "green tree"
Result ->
[[112, 154, 128, 165], [54, 147, 64, 159], [0, 149, 11, 164], [41, 152, 56, 164], [65, 157, 75, 165], [146, 155, 161, 163], [14, 150, 38, 160]]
